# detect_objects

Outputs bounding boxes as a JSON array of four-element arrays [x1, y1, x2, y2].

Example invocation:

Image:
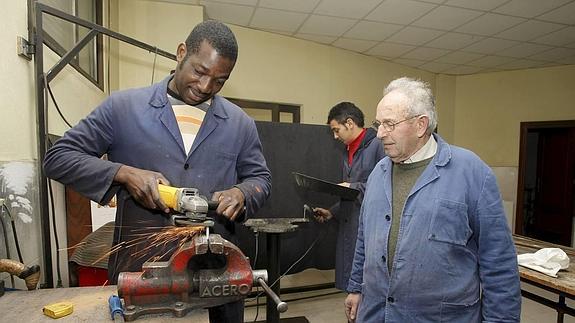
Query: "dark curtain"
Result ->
[[236, 121, 345, 274]]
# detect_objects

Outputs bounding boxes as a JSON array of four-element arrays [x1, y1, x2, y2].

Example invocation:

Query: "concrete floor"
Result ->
[[243, 269, 575, 322]]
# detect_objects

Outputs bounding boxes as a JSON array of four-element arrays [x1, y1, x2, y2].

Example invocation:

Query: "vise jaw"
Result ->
[[117, 234, 266, 321]]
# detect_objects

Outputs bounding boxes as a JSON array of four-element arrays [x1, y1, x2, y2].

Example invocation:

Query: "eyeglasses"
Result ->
[[371, 115, 421, 132]]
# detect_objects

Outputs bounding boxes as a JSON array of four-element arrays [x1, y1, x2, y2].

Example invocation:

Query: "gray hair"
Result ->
[[383, 77, 437, 134]]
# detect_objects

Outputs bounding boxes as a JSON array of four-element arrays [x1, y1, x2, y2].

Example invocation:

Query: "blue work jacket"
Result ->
[[332, 128, 385, 290], [347, 134, 521, 322], [44, 76, 271, 280]]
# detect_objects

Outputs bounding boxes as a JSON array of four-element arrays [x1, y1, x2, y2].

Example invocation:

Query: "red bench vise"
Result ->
[[117, 233, 279, 321]]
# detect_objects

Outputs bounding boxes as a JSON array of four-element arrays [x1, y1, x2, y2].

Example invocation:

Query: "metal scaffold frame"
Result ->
[[32, 1, 175, 288]]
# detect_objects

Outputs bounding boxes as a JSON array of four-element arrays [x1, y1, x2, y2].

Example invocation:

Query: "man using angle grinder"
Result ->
[[44, 20, 271, 323]]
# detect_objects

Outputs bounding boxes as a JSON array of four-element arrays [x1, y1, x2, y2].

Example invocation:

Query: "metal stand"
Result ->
[[266, 233, 281, 323], [244, 218, 309, 323]]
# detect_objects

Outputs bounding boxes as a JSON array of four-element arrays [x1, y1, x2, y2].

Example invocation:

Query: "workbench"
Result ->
[[4, 234, 575, 322], [515, 234, 575, 323], [0, 285, 209, 322]]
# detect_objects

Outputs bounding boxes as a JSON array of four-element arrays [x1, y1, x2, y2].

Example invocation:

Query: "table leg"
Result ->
[[558, 295, 565, 323]]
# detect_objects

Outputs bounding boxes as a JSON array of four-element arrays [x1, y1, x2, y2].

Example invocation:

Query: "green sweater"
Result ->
[[387, 157, 432, 272]]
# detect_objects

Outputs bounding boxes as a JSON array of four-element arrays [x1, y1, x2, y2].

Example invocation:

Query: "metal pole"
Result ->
[[37, 3, 175, 62], [34, 2, 54, 288], [266, 233, 280, 323]]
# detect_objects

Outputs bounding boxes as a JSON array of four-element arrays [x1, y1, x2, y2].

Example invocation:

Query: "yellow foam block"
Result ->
[[43, 301, 74, 319]]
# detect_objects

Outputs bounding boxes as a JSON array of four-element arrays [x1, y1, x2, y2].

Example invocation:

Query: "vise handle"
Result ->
[[257, 277, 288, 313]]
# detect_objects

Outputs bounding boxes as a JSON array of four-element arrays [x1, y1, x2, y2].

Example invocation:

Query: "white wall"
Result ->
[[0, 0, 45, 290], [452, 65, 575, 234], [1, 1, 36, 160], [115, 0, 204, 91], [115, 1, 435, 125]]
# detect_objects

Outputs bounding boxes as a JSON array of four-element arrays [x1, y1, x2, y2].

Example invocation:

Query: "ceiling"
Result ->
[[164, 0, 575, 75]]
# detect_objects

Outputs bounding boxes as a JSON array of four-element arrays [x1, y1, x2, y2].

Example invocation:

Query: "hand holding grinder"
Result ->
[[115, 184, 286, 321]]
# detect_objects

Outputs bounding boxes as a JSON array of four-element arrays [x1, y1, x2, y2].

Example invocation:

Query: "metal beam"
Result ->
[[37, 3, 175, 61], [34, 1, 53, 289], [46, 29, 98, 83]]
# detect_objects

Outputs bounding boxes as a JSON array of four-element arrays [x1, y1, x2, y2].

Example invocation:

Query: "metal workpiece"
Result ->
[[205, 234, 224, 254], [244, 217, 309, 234]]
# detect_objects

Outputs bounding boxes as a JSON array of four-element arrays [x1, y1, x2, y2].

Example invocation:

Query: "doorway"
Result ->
[[226, 98, 300, 123], [515, 120, 575, 246]]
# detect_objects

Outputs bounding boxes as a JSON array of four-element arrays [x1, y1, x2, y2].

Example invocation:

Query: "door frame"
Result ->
[[515, 120, 575, 239]]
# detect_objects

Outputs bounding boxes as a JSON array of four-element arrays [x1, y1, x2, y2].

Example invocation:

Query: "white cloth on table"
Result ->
[[517, 248, 570, 277]]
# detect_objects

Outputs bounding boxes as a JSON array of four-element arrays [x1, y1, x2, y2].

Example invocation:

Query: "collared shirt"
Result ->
[[168, 94, 210, 154], [167, 85, 211, 154], [347, 128, 367, 166], [403, 134, 437, 164]]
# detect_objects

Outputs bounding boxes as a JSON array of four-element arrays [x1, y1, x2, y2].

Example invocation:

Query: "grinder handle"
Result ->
[[158, 184, 179, 210], [257, 277, 288, 313]]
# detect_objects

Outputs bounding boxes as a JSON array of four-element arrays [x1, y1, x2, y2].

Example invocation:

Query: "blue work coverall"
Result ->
[[347, 134, 521, 322], [44, 76, 271, 282], [331, 128, 385, 290]]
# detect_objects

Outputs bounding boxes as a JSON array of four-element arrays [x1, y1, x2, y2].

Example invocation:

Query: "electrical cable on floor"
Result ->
[[246, 290, 343, 309], [247, 204, 329, 316], [0, 208, 15, 287], [271, 233, 322, 288], [43, 79, 64, 288], [246, 231, 327, 316], [246, 228, 325, 305]]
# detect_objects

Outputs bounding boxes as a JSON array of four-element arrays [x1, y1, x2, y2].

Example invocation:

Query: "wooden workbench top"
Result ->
[[0, 285, 209, 322], [3, 235, 574, 321], [515, 234, 575, 297]]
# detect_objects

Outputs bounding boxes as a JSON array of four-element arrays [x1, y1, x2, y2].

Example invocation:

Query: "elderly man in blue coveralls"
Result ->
[[44, 20, 271, 323], [345, 77, 521, 322]]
